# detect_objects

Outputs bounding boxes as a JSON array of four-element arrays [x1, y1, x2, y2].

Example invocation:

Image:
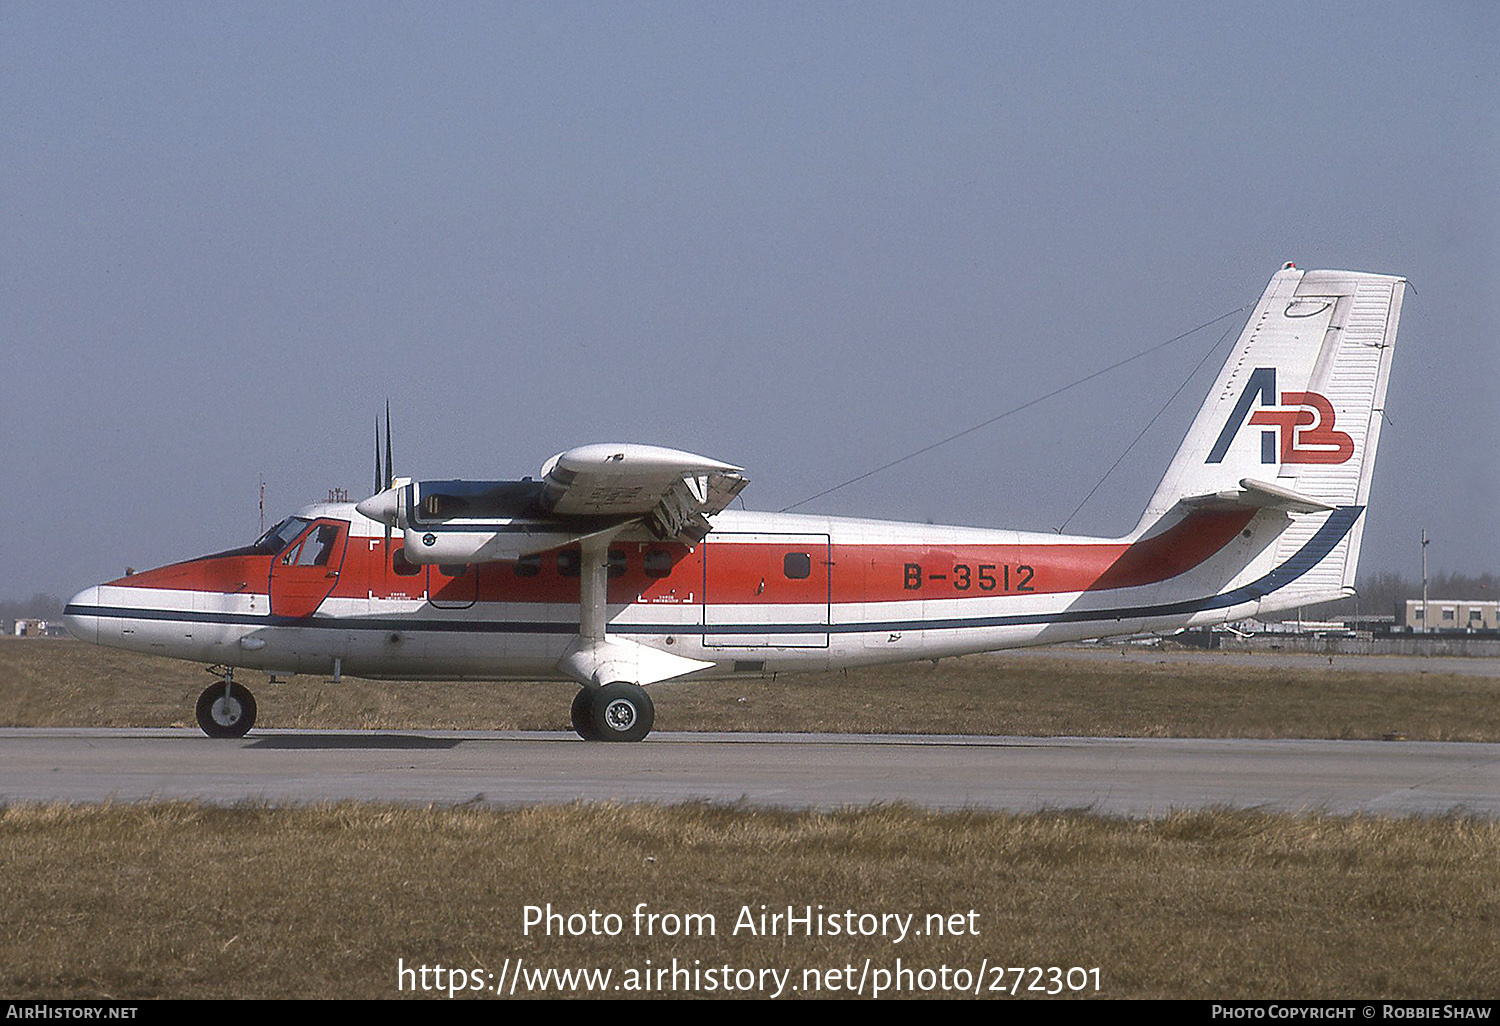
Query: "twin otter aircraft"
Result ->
[[64, 266, 1405, 741]]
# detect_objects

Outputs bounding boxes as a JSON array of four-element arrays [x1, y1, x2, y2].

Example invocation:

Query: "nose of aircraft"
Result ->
[[62, 586, 100, 644]]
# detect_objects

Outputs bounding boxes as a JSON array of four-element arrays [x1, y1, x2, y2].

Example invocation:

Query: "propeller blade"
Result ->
[[385, 400, 394, 491], [374, 416, 382, 496], [384, 400, 394, 548]]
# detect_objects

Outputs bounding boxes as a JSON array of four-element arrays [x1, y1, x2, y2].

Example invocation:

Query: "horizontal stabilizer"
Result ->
[[1179, 477, 1333, 514]]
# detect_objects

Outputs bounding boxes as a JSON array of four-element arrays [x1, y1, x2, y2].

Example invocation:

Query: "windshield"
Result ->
[[251, 516, 312, 555]]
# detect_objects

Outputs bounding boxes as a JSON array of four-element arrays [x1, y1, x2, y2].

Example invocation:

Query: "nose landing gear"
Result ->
[[195, 670, 257, 738]]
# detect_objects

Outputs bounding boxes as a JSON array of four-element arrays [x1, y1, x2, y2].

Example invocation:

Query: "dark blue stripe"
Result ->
[[66, 507, 1361, 638], [1206, 366, 1276, 464]]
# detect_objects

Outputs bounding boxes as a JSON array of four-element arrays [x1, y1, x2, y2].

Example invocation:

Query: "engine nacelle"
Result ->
[[399, 524, 591, 564]]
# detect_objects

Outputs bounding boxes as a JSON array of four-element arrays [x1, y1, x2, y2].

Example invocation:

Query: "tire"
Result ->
[[196, 681, 257, 739], [571, 687, 601, 741], [590, 682, 654, 743]]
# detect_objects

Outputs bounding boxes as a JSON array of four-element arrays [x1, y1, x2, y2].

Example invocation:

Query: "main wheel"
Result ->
[[590, 682, 654, 743], [571, 687, 601, 741], [195, 681, 257, 738]]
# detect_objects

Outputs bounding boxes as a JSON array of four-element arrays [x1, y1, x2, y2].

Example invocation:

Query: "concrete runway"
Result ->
[[2, 728, 1498, 817]]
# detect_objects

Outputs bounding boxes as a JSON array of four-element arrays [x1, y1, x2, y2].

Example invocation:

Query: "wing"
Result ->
[[356, 443, 748, 564], [538, 444, 747, 540]]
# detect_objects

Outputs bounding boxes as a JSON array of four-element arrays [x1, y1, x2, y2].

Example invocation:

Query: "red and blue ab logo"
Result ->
[[1207, 368, 1354, 465]]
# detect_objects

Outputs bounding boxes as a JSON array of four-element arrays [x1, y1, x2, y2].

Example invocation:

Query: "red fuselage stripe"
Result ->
[[105, 508, 1253, 608]]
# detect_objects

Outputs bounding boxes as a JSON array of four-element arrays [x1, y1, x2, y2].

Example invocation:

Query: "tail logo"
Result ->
[[1207, 367, 1354, 465]]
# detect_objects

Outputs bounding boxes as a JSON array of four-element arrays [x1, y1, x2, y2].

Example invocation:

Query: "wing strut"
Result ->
[[555, 531, 713, 688]]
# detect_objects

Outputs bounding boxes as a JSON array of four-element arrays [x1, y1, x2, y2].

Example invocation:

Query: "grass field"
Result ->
[[4, 639, 1498, 999], [1, 802, 1497, 1000], [3, 637, 1499, 741]]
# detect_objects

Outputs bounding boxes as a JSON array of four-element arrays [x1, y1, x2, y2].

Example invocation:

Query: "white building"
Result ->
[[1398, 600, 1500, 631]]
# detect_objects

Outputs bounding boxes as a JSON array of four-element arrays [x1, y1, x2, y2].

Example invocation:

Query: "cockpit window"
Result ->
[[294, 525, 340, 566], [252, 517, 312, 555]]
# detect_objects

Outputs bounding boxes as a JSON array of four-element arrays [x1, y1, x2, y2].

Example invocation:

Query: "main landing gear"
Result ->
[[196, 670, 257, 738], [559, 533, 664, 742], [570, 682, 654, 743]]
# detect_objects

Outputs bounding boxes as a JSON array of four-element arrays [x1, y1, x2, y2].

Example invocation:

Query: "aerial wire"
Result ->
[[1054, 315, 1242, 534], [777, 303, 1251, 513]]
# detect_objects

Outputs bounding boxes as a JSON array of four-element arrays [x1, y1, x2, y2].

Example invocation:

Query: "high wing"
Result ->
[[538, 444, 747, 539], [355, 443, 748, 564]]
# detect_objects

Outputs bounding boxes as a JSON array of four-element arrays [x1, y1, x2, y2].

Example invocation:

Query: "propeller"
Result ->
[[358, 401, 399, 551]]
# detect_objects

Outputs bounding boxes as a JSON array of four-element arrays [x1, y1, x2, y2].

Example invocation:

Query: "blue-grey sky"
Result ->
[[3, 1, 1495, 599]]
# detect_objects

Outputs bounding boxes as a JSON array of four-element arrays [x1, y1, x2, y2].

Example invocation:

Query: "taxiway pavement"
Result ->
[[2, 728, 1497, 817]]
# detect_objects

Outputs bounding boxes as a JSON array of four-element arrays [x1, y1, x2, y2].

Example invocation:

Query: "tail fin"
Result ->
[[1141, 265, 1406, 608]]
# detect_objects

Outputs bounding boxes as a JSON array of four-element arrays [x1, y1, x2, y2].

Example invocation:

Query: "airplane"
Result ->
[[63, 265, 1406, 742]]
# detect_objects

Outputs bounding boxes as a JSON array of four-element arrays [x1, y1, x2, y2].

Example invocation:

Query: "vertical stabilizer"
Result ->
[[1140, 265, 1405, 608]]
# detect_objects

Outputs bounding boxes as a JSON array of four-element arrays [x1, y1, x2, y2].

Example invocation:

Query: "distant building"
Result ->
[[1397, 600, 1500, 631]]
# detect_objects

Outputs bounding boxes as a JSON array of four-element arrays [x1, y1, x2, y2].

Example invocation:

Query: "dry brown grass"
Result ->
[[3, 638, 1498, 741], [4, 641, 1498, 999], [0, 802, 1495, 999]]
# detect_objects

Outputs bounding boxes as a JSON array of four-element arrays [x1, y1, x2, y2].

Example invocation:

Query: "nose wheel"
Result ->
[[196, 678, 257, 738], [571, 682, 654, 742]]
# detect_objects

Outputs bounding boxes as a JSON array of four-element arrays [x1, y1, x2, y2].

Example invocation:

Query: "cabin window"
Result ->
[[608, 548, 627, 579], [557, 549, 580, 578], [392, 547, 421, 576], [644, 548, 673, 579], [784, 552, 812, 579], [513, 554, 541, 577]]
